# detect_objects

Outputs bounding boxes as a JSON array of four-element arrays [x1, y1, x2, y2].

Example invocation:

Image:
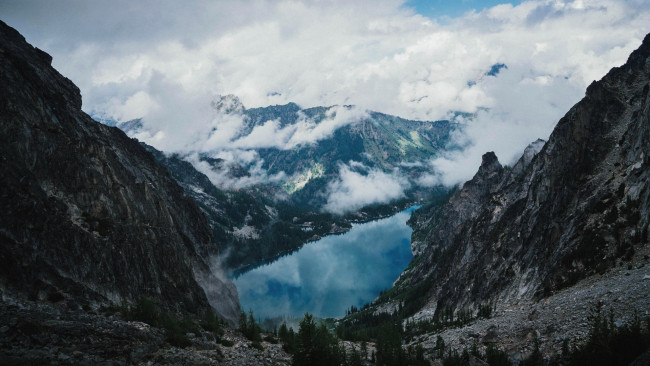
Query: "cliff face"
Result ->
[[0, 21, 239, 324], [406, 34, 650, 315]]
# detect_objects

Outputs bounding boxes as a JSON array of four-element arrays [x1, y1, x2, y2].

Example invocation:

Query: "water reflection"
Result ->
[[233, 206, 418, 319]]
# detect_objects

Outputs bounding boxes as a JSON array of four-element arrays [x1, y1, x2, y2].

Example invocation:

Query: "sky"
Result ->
[[2, 0, 650, 204], [406, 0, 525, 18]]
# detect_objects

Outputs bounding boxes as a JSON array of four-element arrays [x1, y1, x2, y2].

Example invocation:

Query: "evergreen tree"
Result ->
[[238, 311, 248, 336], [293, 313, 344, 366]]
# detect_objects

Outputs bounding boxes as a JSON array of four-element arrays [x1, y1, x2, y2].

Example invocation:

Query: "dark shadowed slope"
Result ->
[[0, 20, 239, 324]]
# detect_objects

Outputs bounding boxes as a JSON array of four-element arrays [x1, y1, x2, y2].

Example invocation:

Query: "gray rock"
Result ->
[[0, 20, 240, 325]]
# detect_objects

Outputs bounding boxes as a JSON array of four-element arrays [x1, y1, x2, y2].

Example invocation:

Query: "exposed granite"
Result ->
[[405, 32, 650, 318]]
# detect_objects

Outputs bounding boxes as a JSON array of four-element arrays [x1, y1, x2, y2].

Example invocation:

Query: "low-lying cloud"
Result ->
[[184, 152, 286, 190], [231, 106, 369, 151], [324, 162, 410, 215]]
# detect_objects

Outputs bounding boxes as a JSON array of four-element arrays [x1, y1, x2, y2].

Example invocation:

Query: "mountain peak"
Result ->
[[211, 94, 245, 114], [511, 138, 546, 176], [477, 151, 503, 177]]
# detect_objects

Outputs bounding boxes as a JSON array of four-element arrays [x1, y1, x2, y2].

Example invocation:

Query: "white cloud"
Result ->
[[184, 152, 286, 190], [429, 62, 582, 185], [324, 162, 410, 215], [128, 99, 369, 189], [231, 105, 369, 150], [3, 0, 650, 187]]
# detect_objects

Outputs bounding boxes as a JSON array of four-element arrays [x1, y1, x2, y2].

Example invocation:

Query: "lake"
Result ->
[[233, 205, 419, 319]]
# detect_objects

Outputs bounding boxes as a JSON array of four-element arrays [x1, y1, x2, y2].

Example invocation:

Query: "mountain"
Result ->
[[403, 33, 650, 313], [255, 108, 456, 208], [113, 97, 457, 272], [337, 33, 650, 359], [117, 96, 457, 210], [0, 20, 239, 324]]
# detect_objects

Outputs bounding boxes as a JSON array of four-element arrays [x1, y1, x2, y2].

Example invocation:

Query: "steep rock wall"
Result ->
[[0, 21, 239, 324]]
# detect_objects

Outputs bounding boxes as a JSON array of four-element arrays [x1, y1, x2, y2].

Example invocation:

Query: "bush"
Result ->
[[293, 313, 345, 366], [201, 310, 224, 338], [159, 313, 196, 348], [220, 338, 234, 347], [251, 341, 264, 351], [126, 297, 159, 325], [264, 335, 278, 344], [560, 308, 650, 366], [121, 297, 199, 348], [239, 309, 262, 342]]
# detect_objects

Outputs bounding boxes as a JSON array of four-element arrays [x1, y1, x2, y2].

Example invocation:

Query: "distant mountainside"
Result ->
[[142, 143, 352, 272], [109, 94, 457, 272], [115, 96, 457, 210], [255, 108, 456, 208], [0, 21, 239, 324]]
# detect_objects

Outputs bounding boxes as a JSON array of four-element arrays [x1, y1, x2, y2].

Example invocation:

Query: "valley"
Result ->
[[1, 6, 650, 366]]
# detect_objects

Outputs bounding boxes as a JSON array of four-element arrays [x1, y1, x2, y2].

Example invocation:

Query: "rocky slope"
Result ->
[[0, 296, 291, 366], [396, 32, 650, 337], [408, 254, 650, 363], [0, 20, 239, 323]]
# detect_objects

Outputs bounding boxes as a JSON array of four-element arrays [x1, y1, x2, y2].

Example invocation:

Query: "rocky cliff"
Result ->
[[0, 21, 239, 324], [403, 33, 650, 317]]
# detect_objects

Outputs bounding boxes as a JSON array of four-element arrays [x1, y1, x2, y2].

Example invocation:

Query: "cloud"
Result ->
[[231, 105, 369, 150], [324, 162, 410, 215], [3, 0, 650, 187], [128, 99, 368, 189], [184, 152, 286, 190], [428, 62, 583, 186]]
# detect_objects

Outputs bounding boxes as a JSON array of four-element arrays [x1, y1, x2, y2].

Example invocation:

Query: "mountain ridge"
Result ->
[[401, 32, 650, 314], [0, 20, 239, 324], [114, 96, 457, 211]]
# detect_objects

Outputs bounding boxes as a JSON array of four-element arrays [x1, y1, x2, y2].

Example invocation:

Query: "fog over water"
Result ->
[[233, 206, 418, 319]]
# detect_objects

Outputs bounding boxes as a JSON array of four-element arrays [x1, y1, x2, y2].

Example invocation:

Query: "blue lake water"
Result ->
[[233, 206, 418, 319]]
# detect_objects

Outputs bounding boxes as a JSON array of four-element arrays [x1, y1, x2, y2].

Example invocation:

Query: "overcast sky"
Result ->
[[2, 0, 650, 190]]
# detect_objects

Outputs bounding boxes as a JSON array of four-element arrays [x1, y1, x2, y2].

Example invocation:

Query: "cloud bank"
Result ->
[[324, 162, 410, 215], [4, 0, 650, 186]]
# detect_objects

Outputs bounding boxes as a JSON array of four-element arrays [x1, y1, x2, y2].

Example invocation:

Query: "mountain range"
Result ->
[[106, 94, 457, 272], [112, 95, 456, 210]]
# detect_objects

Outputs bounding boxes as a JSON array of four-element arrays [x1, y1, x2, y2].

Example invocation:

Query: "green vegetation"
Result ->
[[293, 313, 345, 366], [440, 343, 511, 366], [436, 307, 650, 366], [374, 322, 429, 366], [550, 307, 650, 366], [239, 309, 263, 343], [337, 273, 493, 343], [120, 297, 221, 348], [278, 321, 298, 353]]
